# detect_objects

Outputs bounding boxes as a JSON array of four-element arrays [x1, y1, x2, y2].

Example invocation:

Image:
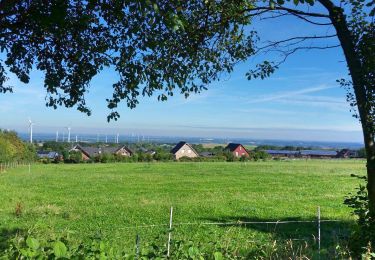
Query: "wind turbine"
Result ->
[[28, 118, 34, 143], [117, 133, 119, 144], [67, 127, 71, 143], [56, 131, 59, 142]]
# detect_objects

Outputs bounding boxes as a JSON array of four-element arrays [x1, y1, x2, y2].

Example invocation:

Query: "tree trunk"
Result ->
[[318, 0, 375, 215]]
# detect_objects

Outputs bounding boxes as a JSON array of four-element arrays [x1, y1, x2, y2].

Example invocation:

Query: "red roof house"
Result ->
[[224, 143, 250, 158]]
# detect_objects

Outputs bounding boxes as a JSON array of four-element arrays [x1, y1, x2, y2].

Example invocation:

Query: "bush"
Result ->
[[64, 151, 82, 163], [251, 151, 270, 161], [344, 175, 375, 258]]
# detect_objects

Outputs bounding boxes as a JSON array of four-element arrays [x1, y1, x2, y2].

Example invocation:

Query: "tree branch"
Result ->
[[244, 6, 330, 18], [256, 34, 338, 54]]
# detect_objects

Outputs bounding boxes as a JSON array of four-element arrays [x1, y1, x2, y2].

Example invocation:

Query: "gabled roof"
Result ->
[[170, 141, 198, 155], [112, 145, 133, 155], [71, 145, 98, 157], [224, 143, 245, 152], [171, 141, 187, 154]]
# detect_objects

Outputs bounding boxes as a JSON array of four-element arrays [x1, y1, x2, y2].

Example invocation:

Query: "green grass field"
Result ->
[[0, 160, 367, 257]]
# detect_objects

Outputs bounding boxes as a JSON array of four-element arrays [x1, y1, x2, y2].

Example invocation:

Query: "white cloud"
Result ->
[[244, 85, 337, 104]]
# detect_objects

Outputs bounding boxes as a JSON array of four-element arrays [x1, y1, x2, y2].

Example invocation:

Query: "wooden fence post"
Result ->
[[167, 206, 173, 258], [135, 234, 140, 259], [317, 206, 321, 257]]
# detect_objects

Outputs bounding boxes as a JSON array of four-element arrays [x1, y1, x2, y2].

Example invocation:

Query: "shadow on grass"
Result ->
[[201, 215, 354, 256], [0, 228, 25, 252]]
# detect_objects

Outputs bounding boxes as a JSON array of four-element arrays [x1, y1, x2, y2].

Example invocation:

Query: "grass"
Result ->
[[0, 160, 366, 257]]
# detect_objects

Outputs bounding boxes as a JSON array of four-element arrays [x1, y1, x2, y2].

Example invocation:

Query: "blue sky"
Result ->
[[0, 4, 364, 143]]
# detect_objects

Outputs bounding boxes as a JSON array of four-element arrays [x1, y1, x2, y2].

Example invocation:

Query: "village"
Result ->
[[36, 140, 361, 163]]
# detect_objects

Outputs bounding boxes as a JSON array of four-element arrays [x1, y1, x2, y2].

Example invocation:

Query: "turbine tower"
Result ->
[[28, 118, 34, 143], [56, 131, 59, 142], [67, 127, 71, 143]]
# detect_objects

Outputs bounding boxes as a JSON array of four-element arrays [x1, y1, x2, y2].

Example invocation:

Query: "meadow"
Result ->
[[0, 160, 367, 258]]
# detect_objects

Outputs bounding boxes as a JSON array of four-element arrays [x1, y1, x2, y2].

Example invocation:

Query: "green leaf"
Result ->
[[153, 3, 159, 13], [53, 241, 68, 258], [293, 0, 299, 5], [100, 241, 106, 251], [269, 1, 275, 9], [26, 237, 40, 250], [188, 246, 200, 257], [214, 252, 224, 260]]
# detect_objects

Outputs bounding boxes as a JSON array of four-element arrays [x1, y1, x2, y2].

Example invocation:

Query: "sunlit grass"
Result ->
[[0, 160, 366, 253]]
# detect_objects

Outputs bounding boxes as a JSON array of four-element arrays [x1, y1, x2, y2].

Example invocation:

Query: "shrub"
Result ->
[[64, 151, 82, 163], [344, 175, 375, 258]]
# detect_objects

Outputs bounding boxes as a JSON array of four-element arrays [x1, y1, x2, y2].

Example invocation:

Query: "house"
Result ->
[[37, 151, 59, 160], [337, 149, 358, 158], [70, 144, 133, 161], [170, 141, 199, 160], [224, 143, 250, 158]]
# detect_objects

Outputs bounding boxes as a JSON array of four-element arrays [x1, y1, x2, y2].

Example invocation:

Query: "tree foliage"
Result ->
[[0, 0, 255, 120], [0, 129, 36, 162]]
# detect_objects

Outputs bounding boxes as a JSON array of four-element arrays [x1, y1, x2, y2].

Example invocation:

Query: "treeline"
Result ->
[[0, 130, 36, 163]]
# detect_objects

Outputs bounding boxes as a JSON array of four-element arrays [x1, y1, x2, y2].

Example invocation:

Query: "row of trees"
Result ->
[[0, 130, 36, 163]]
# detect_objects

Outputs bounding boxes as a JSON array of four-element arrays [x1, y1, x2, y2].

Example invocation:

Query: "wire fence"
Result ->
[[0, 161, 31, 173], [0, 165, 347, 257], [92, 206, 343, 258]]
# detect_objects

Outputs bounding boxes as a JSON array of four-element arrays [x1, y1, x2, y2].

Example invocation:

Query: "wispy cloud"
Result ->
[[245, 85, 337, 104], [234, 108, 308, 116], [276, 94, 351, 112]]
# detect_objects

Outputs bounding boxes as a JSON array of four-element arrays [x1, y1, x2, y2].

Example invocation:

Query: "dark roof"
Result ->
[[224, 143, 243, 152], [337, 149, 357, 157], [170, 141, 198, 155], [37, 151, 59, 159], [266, 150, 299, 155], [300, 150, 337, 156], [74, 145, 99, 157], [171, 141, 187, 154]]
